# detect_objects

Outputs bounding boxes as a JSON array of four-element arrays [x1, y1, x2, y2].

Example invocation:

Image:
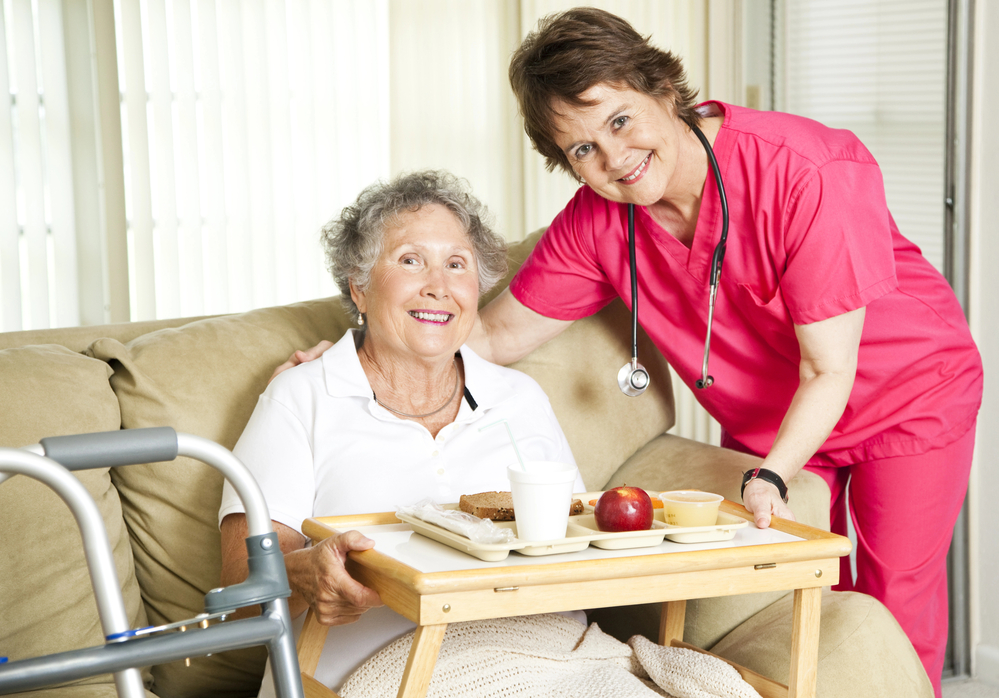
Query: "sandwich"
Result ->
[[459, 491, 584, 521]]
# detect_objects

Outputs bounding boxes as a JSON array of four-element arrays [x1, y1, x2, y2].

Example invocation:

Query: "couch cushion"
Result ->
[[88, 298, 352, 698], [0, 345, 147, 692], [709, 589, 933, 698], [488, 230, 676, 490]]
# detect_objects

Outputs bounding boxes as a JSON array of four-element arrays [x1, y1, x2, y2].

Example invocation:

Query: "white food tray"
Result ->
[[396, 494, 749, 561], [657, 510, 749, 543]]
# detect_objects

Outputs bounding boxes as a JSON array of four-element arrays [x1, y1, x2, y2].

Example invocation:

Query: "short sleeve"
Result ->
[[781, 159, 898, 325], [510, 188, 620, 320], [218, 393, 316, 533]]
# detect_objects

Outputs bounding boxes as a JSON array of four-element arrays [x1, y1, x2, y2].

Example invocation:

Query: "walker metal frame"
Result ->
[[0, 427, 304, 698]]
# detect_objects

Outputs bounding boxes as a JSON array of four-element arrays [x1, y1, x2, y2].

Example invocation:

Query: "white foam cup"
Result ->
[[507, 461, 578, 542]]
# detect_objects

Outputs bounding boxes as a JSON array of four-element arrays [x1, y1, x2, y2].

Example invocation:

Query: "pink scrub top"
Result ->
[[510, 102, 982, 467]]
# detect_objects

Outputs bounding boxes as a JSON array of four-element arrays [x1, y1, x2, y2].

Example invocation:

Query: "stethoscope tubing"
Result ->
[[628, 203, 639, 364], [621, 122, 729, 395]]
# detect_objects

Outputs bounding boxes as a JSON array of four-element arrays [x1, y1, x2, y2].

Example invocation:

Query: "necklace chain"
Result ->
[[373, 358, 459, 419]]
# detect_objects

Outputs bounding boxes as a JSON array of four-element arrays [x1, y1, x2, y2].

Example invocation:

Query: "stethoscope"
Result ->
[[617, 123, 729, 397]]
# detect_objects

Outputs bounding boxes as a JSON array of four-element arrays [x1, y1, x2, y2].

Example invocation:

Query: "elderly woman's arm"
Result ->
[[220, 513, 382, 624]]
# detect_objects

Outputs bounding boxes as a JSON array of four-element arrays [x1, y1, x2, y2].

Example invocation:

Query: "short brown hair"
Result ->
[[510, 7, 701, 178]]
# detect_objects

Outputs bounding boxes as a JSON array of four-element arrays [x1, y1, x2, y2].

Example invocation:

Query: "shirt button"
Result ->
[[432, 450, 439, 457], [436, 468, 445, 475]]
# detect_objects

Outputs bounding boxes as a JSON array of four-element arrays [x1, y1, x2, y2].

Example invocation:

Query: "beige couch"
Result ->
[[0, 231, 931, 697]]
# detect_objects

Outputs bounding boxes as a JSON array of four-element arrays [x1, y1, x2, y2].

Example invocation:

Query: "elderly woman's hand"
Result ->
[[285, 530, 383, 626], [221, 514, 381, 624]]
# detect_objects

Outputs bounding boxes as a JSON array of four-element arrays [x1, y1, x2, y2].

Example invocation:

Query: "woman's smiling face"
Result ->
[[350, 204, 480, 363], [553, 83, 688, 207]]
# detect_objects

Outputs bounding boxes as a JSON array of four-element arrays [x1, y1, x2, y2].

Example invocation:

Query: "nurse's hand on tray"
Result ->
[[287, 530, 383, 626], [742, 478, 795, 529], [270, 341, 333, 384]]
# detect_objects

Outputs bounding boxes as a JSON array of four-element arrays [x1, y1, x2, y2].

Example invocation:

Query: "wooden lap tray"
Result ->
[[295, 500, 850, 698]]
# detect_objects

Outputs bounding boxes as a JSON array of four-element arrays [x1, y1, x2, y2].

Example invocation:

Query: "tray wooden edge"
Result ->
[[301, 501, 852, 597], [719, 500, 851, 549]]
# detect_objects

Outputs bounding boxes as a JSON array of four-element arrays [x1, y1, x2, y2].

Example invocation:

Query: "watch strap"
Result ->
[[741, 467, 789, 504]]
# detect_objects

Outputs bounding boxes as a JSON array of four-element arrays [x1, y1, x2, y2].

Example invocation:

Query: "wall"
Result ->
[[969, 0, 999, 685]]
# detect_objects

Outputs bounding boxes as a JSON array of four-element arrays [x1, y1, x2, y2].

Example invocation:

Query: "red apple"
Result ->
[[594, 486, 654, 532]]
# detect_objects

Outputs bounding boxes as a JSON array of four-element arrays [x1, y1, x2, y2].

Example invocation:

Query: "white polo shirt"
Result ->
[[219, 330, 583, 694]]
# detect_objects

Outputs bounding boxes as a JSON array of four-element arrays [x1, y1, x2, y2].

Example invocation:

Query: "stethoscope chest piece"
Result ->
[[618, 360, 650, 397]]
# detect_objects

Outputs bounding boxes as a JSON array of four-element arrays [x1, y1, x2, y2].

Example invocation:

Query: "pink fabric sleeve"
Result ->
[[509, 189, 620, 320], [781, 159, 898, 325]]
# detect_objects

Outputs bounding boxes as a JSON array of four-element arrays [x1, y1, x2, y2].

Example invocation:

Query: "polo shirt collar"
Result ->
[[322, 329, 518, 411]]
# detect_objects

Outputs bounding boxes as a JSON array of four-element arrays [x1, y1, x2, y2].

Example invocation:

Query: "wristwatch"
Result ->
[[741, 467, 789, 504]]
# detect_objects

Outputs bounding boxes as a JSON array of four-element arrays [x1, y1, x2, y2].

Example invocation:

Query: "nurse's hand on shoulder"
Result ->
[[742, 478, 795, 529], [295, 530, 383, 626], [269, 341, 333, 384]]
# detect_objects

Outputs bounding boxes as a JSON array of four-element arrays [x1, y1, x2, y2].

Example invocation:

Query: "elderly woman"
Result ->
[[219, 170, 584, 695]]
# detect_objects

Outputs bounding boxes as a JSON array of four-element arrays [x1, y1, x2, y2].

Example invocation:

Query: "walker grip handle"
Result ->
[[40, 427, 179, 471]]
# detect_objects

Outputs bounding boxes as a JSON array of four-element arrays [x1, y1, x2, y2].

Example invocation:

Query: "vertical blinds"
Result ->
[[1, 0, 390, 331], [114, 0, 389, 321], [779, 0, 948, 271], [1, 0, 79, 331]]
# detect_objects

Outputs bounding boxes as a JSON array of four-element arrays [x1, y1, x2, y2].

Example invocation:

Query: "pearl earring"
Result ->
[[357, 314, 365, 326]]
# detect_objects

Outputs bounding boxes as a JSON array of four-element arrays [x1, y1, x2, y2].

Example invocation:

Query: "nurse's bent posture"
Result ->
[[476, 8, 982, 697]]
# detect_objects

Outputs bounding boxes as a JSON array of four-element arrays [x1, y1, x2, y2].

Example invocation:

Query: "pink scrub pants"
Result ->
[[803, 424, 976, 698]]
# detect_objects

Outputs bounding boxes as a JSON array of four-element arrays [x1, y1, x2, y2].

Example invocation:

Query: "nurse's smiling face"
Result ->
[[552, 83, 689, 208]]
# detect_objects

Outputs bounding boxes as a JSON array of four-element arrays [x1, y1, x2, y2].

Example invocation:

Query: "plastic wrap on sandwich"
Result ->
[[396, 499, 516, 544]]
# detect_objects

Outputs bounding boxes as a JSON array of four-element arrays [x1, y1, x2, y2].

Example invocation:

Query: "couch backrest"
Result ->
[[0, 229, 674, 697], [0, 345, 150, 692]]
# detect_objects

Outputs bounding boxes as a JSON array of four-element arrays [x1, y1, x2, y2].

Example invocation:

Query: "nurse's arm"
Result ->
[[469, 288, 574, 365], [742, 306, 866, 529]]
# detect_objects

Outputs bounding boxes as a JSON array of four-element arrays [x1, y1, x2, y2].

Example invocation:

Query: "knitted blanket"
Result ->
[[339, 614, 762, 698]]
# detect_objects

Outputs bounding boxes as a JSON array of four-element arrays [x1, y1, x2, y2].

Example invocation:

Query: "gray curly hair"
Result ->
[[321, 170, 508, 323]]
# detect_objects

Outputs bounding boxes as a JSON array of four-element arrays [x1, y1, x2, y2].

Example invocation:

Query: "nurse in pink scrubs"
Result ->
[[489, 9, 981, 697], [276, 8, 981, 696]]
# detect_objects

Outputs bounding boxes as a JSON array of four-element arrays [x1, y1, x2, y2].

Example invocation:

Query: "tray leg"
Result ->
[[397, 623, 448, 698], [298, 609, 332, 679], [302, 672, 343, 698], [788, 587, 821, 698], [659, 599, 686, 645]]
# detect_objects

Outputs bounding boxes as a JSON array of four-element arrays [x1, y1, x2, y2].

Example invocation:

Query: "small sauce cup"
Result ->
[[659, 490, 724, 527]]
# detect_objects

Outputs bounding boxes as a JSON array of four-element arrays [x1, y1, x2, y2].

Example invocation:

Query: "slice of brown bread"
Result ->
[[459, 492, 584, 520], [459, 491, 516, 520]]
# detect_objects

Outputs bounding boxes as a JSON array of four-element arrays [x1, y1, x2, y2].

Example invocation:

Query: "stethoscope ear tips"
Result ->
[[695, 376, 714, 390], [618, 362, 650, 397]]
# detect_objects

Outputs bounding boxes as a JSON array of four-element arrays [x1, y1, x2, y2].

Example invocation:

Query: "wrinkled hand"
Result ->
[[298, 530, 382, 626], [269, 341, 333, 384], [742, 478, 795, 529]]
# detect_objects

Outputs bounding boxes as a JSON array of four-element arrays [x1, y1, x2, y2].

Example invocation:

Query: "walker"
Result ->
[[0, 427, 304, 698]]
